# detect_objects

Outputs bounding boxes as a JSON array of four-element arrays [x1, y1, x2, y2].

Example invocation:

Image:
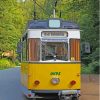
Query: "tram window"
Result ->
[[70, 39, 80, 61], [22, 40, 27, 61], [28, 38, 40, 61], [42, 42, 68, 61], [49, 20, 60, 28]]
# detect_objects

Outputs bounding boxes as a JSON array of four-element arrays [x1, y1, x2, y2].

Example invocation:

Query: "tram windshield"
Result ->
[[42, 42, 68, 61]]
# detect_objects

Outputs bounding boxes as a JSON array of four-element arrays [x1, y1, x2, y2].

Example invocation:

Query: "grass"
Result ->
[[81, 66, 92, 74], [0, 58, 16, 70]]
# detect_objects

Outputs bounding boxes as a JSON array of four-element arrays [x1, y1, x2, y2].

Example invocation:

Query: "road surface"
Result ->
[[0, 68, 26, 100], [0, 68, 99, 100]]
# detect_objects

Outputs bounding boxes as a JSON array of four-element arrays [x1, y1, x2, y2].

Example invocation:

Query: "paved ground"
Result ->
[[0, 68, 99, 100], [0, 68, 24, 100], [80, 74, 99, 100]]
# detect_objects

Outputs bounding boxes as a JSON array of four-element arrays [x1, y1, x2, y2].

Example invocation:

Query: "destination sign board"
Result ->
[[42, 31, 68, 37]]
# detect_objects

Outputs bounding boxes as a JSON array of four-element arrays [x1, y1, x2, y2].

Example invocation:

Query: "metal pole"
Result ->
[[53, 0, 57, 18], [59, 10, 61, 18], [68, 38, 70, 61], [53, 9, 56, 18], [33, 0, 36, 20]]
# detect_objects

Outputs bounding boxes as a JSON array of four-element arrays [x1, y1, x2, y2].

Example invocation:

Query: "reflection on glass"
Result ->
[[42, 42, 68, 61]]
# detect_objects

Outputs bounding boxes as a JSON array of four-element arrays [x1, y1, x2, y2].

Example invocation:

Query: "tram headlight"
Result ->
[[51, 78, 60, 84]]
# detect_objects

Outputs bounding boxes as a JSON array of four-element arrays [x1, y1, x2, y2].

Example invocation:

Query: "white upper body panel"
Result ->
[[27, 29, 80, 39]]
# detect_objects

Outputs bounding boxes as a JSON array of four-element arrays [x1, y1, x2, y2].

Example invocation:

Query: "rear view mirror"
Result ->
[[81, 42, 91, 53]]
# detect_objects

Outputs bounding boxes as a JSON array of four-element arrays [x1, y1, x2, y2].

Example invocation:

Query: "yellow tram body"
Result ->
[[21, 63, 81, 90], [17, 19, 81, 100]]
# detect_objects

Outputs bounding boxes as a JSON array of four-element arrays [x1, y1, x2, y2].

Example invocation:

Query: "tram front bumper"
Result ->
[[24, 89, 80, 98]]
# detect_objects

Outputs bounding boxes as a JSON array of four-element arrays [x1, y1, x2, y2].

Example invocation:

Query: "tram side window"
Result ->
[[28, 38, 40, 61], [70, 39, 80, 61], [22, 40, 27, 61]]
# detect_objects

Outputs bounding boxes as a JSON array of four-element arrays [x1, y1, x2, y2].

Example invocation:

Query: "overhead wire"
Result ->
[[32, 0, 78, 20], [36, 1, 50, 18], [33, 0, 51, 19]]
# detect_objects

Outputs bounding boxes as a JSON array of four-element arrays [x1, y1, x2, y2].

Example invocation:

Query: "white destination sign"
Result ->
[[42, 31, 68, 37]]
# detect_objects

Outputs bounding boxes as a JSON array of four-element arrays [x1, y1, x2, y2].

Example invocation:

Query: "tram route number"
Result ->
[[50, 72, 61, 75]]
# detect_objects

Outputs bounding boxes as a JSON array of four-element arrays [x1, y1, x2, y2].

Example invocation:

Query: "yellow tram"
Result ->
[[17, 19, 81, 100]]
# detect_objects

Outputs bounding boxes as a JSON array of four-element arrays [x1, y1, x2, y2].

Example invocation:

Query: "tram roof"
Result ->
[[26, 19, 80, 29]]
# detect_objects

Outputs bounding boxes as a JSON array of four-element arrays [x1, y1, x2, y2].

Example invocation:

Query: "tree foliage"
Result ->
[[0, 0, 33, 51]]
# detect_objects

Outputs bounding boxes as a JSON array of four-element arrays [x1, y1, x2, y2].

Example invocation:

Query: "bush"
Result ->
[[81, 47, 99, 74], [0, 58, 15, 70], [14, 59, 20, 66], [89, 61, 99, 74], [81, 65, 92, 74], [82, 61, 99, 74]]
